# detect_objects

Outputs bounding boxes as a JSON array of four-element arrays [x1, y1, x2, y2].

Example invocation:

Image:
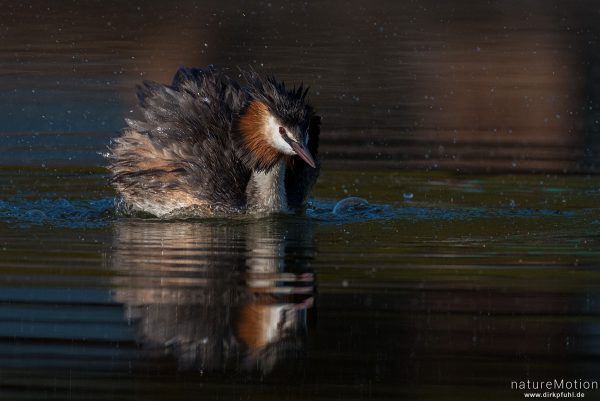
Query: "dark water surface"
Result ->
[[2, 168, 600, 400], [2, 1, 600, 400]]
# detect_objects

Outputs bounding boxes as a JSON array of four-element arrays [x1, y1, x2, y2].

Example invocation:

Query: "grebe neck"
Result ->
[[246, 159, 288, 213]]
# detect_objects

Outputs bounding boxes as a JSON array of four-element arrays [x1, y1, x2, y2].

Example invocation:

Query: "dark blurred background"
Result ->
[[2, 0, 600, 172]]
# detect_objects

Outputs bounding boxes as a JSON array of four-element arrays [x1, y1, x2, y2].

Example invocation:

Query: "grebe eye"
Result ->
[[279, 126, 296, 142]]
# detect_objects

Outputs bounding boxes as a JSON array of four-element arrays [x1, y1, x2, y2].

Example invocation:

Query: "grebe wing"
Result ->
[[109, 66, 251, 212], [130, 65, 245, 147]]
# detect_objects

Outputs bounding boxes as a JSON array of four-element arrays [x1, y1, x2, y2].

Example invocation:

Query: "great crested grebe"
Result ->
[[107, 65, 320, 217]]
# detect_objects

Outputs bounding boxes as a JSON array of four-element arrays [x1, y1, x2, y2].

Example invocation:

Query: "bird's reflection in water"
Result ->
[[109, 217, 316, 373]]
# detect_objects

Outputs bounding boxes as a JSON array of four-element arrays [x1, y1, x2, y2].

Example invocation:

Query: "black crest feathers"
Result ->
[[240, 67, 312, 127]]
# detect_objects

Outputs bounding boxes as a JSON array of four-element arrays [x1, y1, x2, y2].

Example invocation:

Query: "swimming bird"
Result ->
[[107, 65, 320, 217]]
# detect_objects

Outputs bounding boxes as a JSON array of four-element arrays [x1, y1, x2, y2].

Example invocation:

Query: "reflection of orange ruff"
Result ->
[[236, 298, 314, 351]]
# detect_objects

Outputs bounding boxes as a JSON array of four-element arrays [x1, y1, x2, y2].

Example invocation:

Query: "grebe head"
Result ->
[[265, 111, 315, 167], [236, 70, 317, 171]]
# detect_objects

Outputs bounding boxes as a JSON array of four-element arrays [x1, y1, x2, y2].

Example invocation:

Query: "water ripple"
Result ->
[[0, 196, 114, 228], [0, 195, 582, 228], [308, 198, 577, 223]]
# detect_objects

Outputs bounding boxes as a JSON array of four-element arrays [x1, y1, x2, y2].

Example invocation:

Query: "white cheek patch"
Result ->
[[265, 115, 296, 155]]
